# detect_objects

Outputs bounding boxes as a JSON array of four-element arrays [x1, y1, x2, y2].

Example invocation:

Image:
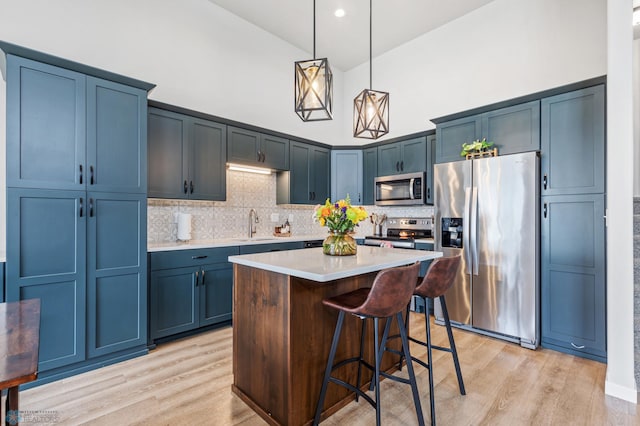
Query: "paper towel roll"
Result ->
[[177, 213, 192, 241]]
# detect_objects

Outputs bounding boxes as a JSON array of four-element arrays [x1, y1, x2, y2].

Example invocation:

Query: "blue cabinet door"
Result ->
[[87, 193, 147, 357], [150, 267, 199, 339], [541, 194, 606, 361], [189, 118, 226, 201], [483, 100, 540, 156], [377, 143, 402, 176], [426, 135, 436, 204], [261, 134, 289, 170], [227, 126, 261, 165], [436, 116, 481, 163], [331, 150, 362, 204], [148, 108, 189, 199], [311, 145, 330, 202], [399, 137, 427, 173], [289, 142, 312, 203], [362, 147, 377, 205], [6, 56, 86, 190], [199, 263, 234, 326], [87, 77, 147, 194], [6, 188, 87, 371], [541, 85, 605, 196]]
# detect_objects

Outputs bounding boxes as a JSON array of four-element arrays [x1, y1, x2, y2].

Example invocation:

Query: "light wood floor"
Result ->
[[2, 313, 639, 425]]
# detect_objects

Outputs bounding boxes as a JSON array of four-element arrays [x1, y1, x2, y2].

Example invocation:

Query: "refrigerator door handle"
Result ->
[[471, 186, 479, 275], [463, 187, 472, 275]]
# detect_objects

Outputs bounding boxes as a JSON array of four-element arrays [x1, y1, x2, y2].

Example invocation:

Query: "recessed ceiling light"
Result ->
[[334, 9, 345, 18]]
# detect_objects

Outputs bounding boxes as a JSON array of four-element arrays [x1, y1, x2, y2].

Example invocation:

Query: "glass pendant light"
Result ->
[[295, 0, 333, 121], [353, 0, 389, 139]]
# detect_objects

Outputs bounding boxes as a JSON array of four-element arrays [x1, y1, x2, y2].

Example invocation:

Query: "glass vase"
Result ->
[[323, 231, 357, 256]]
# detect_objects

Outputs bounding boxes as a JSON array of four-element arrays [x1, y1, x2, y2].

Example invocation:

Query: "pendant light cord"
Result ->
[[313, 0, 316, 59], [369, 0, 372, 89]]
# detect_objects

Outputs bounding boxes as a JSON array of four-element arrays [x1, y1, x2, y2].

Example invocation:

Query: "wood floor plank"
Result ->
[[2, 314, 637, 425]]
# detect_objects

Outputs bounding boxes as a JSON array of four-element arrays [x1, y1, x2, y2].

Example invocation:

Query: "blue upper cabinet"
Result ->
[[377, 136, 427, 176], [436, 115, 481, 163], [277, 141, 329, 204], [190, 118, 226, 200], [331, 150, 362, 204], [426, 134, 436, 204], [362, 147, 377, 205], [87, 77, 147, 194], [541, 85, 605, 196], [6, 56, 86, 190], [435, 100, 540, 163], [227, 126, 289, 171], [148, 108, 226, 201], [6, 56, 149, 194]]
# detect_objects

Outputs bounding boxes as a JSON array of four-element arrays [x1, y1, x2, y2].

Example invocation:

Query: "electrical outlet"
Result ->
[[270, 213, 279, 222], [288, 214, 294, 222]]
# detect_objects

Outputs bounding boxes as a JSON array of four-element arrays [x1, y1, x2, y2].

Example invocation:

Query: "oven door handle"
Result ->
[[409, 178, 415, 200]]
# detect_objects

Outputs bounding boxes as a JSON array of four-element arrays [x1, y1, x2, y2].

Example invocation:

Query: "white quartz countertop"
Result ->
[[228, 246, 442, 282], [148, 235, 329, 252]]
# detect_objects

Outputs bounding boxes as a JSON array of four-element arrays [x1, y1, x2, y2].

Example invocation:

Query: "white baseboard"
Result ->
[[604, 379, 638, 404]]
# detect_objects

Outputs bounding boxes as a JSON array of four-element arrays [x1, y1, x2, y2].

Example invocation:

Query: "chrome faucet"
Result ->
[[248, 209, 259, 238]]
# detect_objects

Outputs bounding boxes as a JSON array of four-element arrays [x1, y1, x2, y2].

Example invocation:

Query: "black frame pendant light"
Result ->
[[294, 0, 333, 121], [353, 0, 389, 139]]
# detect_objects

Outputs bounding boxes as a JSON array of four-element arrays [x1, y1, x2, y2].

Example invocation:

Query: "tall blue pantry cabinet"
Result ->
[[1, 42, 155, 383]]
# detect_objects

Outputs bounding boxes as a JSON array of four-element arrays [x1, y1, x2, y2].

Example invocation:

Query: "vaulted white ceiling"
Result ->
[[208, 0, 495, 71]]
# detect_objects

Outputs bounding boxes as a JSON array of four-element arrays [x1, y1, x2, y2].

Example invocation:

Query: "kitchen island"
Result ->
[[228, 246, 442, 426]]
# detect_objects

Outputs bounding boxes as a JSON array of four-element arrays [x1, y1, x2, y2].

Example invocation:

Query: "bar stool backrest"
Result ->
[[353, 262, 421, 318], [415, 255, 461, 299]]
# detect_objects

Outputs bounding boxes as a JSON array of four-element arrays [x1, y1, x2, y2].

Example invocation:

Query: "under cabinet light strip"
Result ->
[[227, 163, 272, 175]]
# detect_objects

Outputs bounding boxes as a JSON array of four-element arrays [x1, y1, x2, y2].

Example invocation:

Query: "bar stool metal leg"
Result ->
[[314, 311, 346, 426], [373, 317, 381, 425], [440, 296, 466, 395], [397, 312, 425, 426], [355, 318, 367, 402], [424, 296, 436, 426]]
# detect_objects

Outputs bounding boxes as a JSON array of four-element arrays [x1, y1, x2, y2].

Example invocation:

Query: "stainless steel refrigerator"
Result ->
[[434, 151, 539, 349]]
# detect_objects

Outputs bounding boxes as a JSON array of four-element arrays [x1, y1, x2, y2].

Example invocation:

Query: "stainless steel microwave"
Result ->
[[374, 172, 425, 206]]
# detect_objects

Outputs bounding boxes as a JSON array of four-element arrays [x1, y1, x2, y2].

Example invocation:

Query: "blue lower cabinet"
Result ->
[[150, 267, 199, 339], [149, 247, 238, 341], [415, 242, 435, 277]]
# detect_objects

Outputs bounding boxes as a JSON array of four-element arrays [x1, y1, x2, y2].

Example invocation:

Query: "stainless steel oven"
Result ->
[[374, 172, 425, 206]]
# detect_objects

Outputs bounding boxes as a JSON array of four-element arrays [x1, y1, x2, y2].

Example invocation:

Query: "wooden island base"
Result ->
[[232, 264, 402, 426]]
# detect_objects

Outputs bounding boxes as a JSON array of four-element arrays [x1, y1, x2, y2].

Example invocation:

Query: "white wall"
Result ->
[[605, 0, 638, 403], [634, 38, 640, 197], [338, 0, 607, 145]]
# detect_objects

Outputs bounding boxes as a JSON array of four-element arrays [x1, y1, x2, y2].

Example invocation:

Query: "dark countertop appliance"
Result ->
[[363, 217, 433, 249]]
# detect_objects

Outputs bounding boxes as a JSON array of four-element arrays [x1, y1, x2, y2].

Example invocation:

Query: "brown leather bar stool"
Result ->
[[400, 255, 466, 426], [313, 262, 424, 426]]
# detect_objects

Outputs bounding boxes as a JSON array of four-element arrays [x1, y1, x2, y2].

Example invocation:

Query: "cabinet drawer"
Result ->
[[150, 246, 239, 270], [239, 242, 303, 254]]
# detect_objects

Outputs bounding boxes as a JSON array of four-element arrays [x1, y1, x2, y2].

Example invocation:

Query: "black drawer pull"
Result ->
[[79, 197, 84, 217], [79, 164, 83, 185], [190, 180, 194, 194], [90, 165, 94, 185], [89, 198, 94, 217], [543, 173, 547, 190], [191, 255, 208, 259], [195, 270, 200, 286], [201, 269, 206, 285], [184, 180, 188, 194]]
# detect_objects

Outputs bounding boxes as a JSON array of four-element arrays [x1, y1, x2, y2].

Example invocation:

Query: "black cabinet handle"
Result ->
[[543, 203, 547, 218], [358, 193, 361, 203], [79, 165, 83, 185], [312, 191, 316, 200], [543, 174, 547, 190], [427, 188, 431, 199], [396, 161, 399, 172], [89, 198, 94, 217], [184, 180, 188, 194], [195, 270, 200, 287], [201, 268, 206, 285], [90, 166, 94, 185], [190, 180, 194, 194], [79, 197, 84, 217], [309, 191, 312, 201], [191, 255, 208, 259], [400, 161, 404, 171]]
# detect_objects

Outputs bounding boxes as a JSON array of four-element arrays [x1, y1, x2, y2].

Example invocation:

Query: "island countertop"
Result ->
[[228, 246, 442, 282]]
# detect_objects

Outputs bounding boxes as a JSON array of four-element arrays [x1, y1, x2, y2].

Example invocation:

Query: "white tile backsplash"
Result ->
[[148, 171, 434, 243]]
